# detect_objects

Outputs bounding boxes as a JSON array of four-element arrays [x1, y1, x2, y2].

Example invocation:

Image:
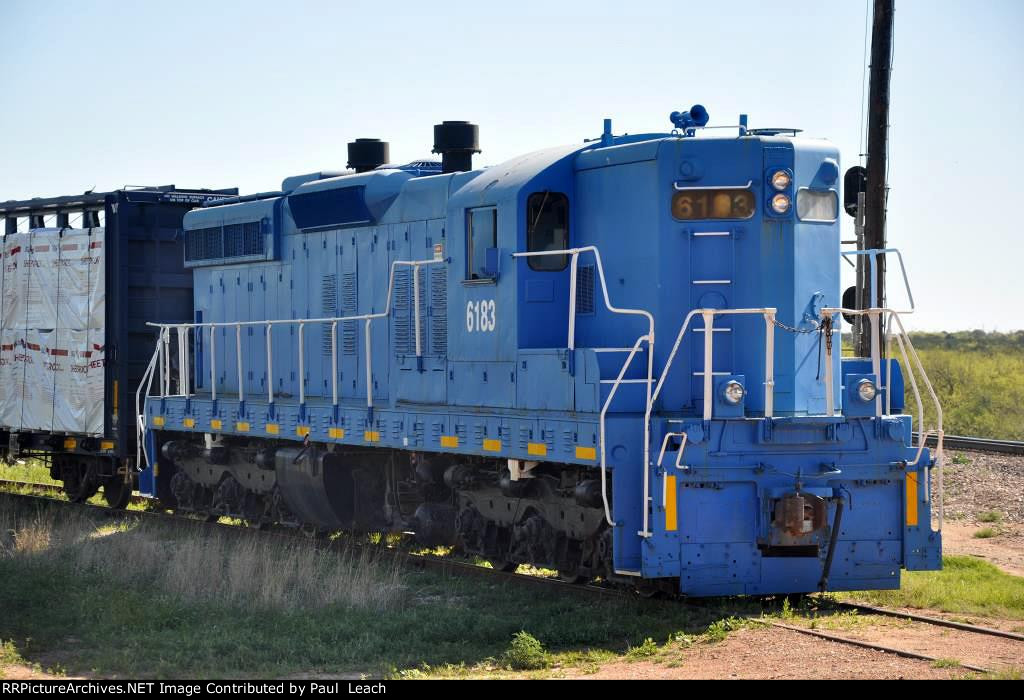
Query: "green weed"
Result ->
[[848, 555, 1024, 620], [501, 631, 549, 670], [626, 637, 658, 659]]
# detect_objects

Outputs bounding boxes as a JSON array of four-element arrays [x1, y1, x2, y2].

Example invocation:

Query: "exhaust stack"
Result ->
[[432, 121, 480, 174], [347, 138, 390, 173]]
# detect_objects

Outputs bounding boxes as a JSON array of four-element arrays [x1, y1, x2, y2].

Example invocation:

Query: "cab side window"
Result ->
[[526, 192, 568, 271], [466, 207, 497, 280]]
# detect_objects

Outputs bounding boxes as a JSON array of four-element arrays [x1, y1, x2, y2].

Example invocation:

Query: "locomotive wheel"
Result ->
[[63, 469, 99, 503], [102, 475, 132, 510]]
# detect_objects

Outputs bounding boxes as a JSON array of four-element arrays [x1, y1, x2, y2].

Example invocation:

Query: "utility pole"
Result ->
[[854, 0, 895, 357]]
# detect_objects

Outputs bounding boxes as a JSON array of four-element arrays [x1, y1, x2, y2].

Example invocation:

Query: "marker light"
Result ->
[[771, 170, 792, 191], [857, 379, 877, 402], [723, 380, 745, 405], [771, 193, 791, 214]]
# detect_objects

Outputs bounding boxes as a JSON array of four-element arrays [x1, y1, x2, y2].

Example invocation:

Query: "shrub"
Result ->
[[502, 631, 549, 670], [626, 637, 658, 659]]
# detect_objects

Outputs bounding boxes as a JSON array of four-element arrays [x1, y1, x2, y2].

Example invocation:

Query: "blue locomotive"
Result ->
[[138, 108, 944, 595]]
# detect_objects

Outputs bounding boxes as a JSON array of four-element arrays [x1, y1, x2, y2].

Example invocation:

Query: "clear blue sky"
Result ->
[[1, 0, 1021, 330]]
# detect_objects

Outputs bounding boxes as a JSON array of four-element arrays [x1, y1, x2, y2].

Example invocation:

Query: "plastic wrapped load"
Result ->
[[18, 329, 54, 432], [1, 233, 27, 329], [23, 232, 61, 329], [54, 229, 105, 330], [49, 329, 104, 435], [0, 330, 17, 428], [0, 228, 104, 331], [0, 227, 106, 435]]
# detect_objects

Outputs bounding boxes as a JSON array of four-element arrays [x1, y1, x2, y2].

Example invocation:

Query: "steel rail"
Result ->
[[757, 619, 992, 674], [835, 601, 1024, 642], [914, 433, 1024, 457]]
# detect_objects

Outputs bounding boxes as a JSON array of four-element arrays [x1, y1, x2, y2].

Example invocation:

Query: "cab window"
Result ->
[[526, 192, 568, 271], [466, 207, 497, 280]]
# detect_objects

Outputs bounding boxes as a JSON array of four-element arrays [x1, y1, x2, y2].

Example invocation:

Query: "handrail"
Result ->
[[644, 306, 778, 537], [821, 306, 945, 528], [135, 257, 444, 469], [840, 247, 915, 312], [514, 246, 655, 530]]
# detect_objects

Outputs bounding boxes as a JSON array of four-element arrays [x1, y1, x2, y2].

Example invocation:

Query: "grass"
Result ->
[[0, 497, 743, 679], [625, 637, 658, 659], [847, 555, 1024, 620], [973, 528, 998, 539], [846, 330, 1024, 439], [978, 510, 1003, 524], [4, 496, 1020, 679], [0, 459, 57, 486], [0, 640, 29, 679], [0, 460, 157, 514], [897, 331, 1024, 440]]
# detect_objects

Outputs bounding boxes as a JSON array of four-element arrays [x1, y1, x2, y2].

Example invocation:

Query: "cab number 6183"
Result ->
[[466, 300, 496, 332]]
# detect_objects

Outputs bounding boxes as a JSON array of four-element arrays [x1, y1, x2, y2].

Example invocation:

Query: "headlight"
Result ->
[[723, 380, 745, 405], [797, 189, 838, 221], [771, 193, 791, 214], [857, 379, 877, 402], [770, 170, 791, 191]]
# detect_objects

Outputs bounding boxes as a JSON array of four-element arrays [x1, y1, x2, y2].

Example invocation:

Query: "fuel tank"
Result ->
[[274, 447, 387, 531]]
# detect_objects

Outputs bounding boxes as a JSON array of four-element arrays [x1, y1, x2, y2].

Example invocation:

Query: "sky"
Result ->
[[1, 0, 1021, 331]]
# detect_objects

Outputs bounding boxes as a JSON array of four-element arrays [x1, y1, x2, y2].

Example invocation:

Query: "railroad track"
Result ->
[[0, 478, 152, 507], [1, 482, 1020, 676], [915, 433, 1024, 456]]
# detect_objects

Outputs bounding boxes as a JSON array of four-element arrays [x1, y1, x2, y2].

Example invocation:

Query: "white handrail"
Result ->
[[514, 246, 656, 531], [598, 335, 646, 527], [841, 248, 916, 312], [888, 311, 945, 527], [822, 306, 945, 528], [644, 306, 778, 537], [135, 334, 163, 469], [135, 257, 445, 467]]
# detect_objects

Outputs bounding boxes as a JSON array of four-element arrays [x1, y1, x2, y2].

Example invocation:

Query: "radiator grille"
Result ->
[[321, 274, 337, 356], [576, 264, 595, 314], [185, 221, 263, 263], [342, 272, 357, 355], [185, 227, 222, 261], [430, 266, 447, 355]]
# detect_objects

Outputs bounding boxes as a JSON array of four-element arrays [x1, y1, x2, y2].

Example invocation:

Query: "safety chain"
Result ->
[[813, 315, 833, 381], [770, 316, 821, 335]]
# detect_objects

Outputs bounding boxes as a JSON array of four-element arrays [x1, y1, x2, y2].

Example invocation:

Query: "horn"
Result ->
[[669, 104, 711, 131], [689, 104, 709, 127]]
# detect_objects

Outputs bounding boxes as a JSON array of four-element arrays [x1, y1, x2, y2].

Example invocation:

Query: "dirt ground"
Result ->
[[0, 663, 78, 681], [937, 449, 1024, 577], [574, 626, 969, 680], [942, 520, 1024, 577], [809, 616, 1024, 671], [942, 450, 1024, 525]]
